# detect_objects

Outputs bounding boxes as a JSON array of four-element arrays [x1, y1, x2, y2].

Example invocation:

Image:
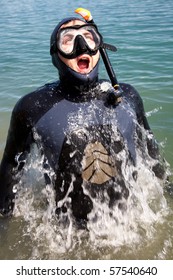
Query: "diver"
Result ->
[[0, 11, 166, 225]]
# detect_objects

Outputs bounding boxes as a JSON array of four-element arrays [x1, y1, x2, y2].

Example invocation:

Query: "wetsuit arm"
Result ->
[[136, 98, 150, 130], [121, 83, 166, 178], [121, 83, 163, 154], [0, 104, 31, 216]]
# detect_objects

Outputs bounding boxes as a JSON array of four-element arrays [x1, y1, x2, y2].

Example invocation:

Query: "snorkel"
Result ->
[[75, 7, 123, 105]]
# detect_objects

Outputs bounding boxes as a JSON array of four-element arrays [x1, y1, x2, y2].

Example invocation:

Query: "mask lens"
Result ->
[[58, 29, 76, 54], [57, 25, 101, 55]]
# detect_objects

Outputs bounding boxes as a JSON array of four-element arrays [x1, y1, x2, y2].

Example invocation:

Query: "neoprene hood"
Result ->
[[50, 17, 100, 89]]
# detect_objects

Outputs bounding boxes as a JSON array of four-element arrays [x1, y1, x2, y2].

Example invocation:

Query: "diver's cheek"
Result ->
[[92, 52, 100, 68], [68, 59, 79, 72]]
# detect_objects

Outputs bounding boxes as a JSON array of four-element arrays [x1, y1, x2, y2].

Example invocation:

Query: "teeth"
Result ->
[[80, 58, 88, 61], [78, 56, 89, 61]]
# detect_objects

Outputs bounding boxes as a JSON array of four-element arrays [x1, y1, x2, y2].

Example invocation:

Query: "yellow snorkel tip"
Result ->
[[75, 7, 92, 22]]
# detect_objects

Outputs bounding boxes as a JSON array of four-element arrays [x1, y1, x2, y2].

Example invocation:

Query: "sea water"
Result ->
[[0, 0, 173, 259]]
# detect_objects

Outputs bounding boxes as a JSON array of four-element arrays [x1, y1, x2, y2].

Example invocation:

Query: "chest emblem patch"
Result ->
[[82, 141, 117, 184]]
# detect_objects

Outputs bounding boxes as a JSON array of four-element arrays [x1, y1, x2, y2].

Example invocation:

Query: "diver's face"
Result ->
[[58, 20, 100, 74]]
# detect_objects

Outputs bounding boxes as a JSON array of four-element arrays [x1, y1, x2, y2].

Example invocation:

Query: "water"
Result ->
[[0, 0, 173, 259]]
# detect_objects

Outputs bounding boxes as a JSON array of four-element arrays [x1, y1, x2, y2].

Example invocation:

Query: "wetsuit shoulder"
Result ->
[[120, 82, 142, 103], [2, 81, 63, 165], [120, 82, 150, 129], [13, 81, 63, 125]]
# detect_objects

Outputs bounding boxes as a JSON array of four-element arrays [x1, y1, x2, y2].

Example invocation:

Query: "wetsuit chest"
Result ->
[[35, 96, 137, 168]]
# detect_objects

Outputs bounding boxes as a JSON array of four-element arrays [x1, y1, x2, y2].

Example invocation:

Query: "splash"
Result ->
[[12, 146, 170, 259], [11, 96, 171, 259]]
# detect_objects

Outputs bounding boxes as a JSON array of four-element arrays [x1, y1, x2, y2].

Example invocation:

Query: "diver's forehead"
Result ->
[[60, 19, 85, 29]]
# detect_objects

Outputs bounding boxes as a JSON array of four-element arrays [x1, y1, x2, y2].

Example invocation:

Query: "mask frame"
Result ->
[[50, 23, 103, 59]]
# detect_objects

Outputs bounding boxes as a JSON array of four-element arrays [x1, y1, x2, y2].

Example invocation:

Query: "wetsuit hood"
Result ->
[[50, 17, 100, 90]]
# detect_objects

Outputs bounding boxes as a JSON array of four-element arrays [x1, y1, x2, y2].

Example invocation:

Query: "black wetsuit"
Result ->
[[0, 80, 162, 221]]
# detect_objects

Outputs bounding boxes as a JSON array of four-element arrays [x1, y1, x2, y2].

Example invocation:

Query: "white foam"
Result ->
[[11, 104, 171, 259]]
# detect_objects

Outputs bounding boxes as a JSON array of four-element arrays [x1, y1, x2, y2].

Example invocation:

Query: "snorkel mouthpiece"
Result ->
[[75, 7, 123, 105]]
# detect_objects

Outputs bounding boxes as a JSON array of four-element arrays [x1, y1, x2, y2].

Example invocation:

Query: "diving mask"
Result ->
[[51, 23, 103, 59]]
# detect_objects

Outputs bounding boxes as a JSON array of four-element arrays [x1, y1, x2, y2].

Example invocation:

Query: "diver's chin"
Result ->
[[77, 68, 91, 74]]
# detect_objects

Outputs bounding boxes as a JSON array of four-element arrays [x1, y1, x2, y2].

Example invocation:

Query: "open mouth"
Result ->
[[77, 56, 90, 72]]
